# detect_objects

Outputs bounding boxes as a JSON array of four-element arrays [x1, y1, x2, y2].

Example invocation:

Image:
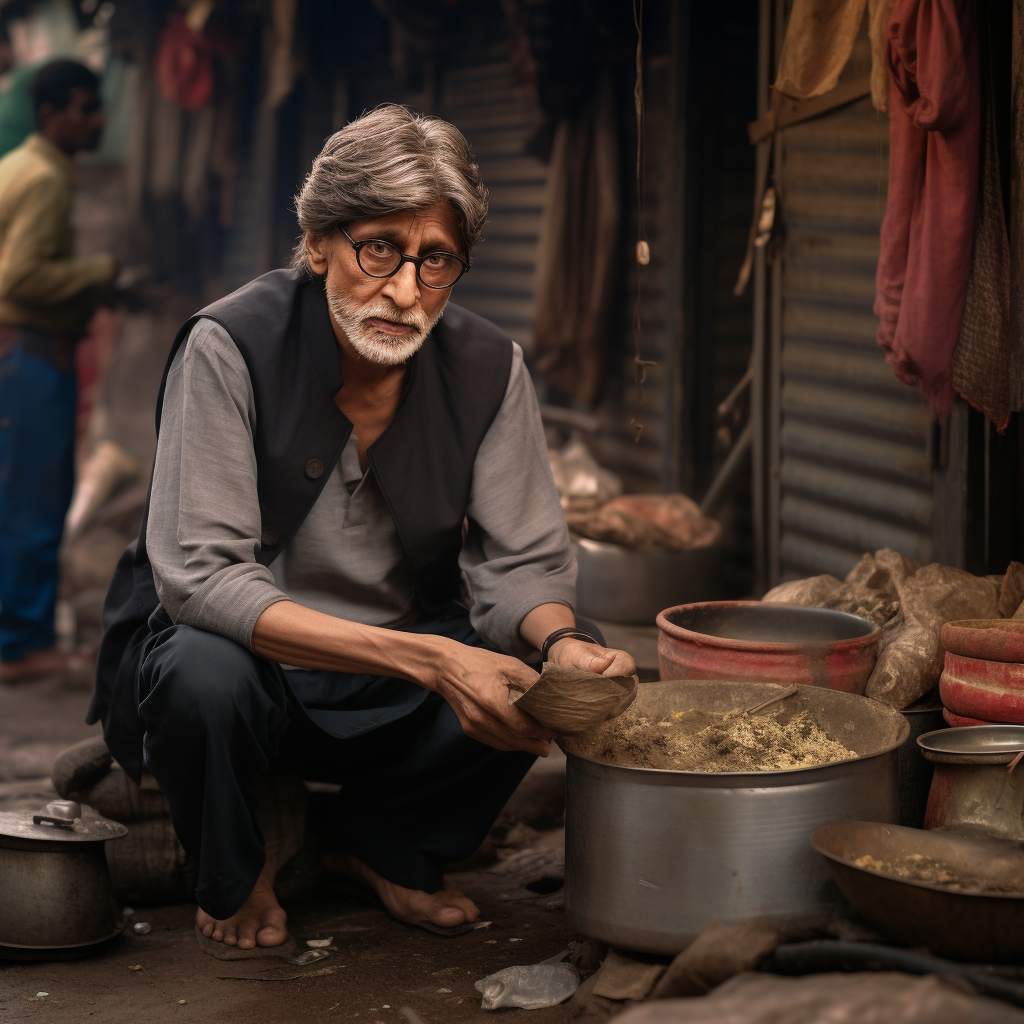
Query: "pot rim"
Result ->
[[656, 600, 881, 653], [561, 737, 907, 781]]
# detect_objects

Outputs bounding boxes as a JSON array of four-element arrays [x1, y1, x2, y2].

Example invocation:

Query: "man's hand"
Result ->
[[546, 637, 637, 678], [430, 642, 554, 757]]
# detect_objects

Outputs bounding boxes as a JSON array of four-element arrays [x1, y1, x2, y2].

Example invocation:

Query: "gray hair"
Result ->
[[291, 104, 488, 274]]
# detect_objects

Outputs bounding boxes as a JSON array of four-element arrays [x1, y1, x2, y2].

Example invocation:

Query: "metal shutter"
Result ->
[[768, 41, 936, 584], [440, 61, 547, 353]]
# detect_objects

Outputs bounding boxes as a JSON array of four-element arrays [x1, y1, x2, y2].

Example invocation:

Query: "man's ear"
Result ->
[[306, 231, 330, 275], [36, 101, 55, 130]]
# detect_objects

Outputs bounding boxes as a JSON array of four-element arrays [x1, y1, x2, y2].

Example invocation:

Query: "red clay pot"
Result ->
[[940, 619, 1024, 663], [939, 651, 1024, 725], [941, 708, 999, 728], [656, 600, 880, 693]]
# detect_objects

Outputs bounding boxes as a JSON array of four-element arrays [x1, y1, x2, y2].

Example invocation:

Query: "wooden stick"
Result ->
[[1007, 750, 1024, 774], [727, 685, 800, 719]]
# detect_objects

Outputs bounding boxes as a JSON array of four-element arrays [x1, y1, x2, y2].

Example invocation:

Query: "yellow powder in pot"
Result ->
[[579, 707, 855, 772]]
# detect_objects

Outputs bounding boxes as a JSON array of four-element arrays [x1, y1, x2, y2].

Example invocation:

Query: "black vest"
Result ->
[[88, 270, 513, 780]]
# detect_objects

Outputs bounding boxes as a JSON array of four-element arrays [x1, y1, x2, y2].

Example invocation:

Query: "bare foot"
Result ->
[[0, 648, 81, 682], [323, 852, 480, 930], [195, 860, 287, 948]]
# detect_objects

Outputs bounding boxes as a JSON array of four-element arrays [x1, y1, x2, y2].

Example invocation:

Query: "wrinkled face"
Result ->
[[307, 202, 464, 366], [40, 86, 104, 153]]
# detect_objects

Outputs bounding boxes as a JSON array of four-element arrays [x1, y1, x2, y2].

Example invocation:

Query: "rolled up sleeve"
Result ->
[[147, 320, 288, 649], [460, 344, 576, 657]]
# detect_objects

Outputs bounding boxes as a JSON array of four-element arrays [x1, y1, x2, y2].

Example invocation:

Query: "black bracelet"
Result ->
[[541, 627, 600, 662]]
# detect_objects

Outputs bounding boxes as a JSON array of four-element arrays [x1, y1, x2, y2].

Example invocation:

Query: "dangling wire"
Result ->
[[630, 0, 656, 442]]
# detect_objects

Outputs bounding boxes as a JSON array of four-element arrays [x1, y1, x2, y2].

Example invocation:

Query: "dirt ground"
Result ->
[[0, 661, 588, 1023]]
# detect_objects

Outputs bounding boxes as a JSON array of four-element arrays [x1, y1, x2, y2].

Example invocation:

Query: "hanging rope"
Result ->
[[630, 0, 656, 442]]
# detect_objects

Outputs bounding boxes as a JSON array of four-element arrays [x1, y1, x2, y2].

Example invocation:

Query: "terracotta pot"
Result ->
[[942, 707, 999, 728], [940, 651, 1024, 725], [656, 601, 880, 693], [940, 619, 1024, 663]]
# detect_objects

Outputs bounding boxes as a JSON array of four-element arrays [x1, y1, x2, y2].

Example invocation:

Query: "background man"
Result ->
[[92, 104, 635, 950], [0, 59, 116, 681]]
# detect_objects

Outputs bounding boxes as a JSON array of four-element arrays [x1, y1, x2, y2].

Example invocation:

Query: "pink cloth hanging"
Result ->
[[874, 0, 980, 416]]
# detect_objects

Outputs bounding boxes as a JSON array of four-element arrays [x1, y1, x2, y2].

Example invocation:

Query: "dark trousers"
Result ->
[[0, 340, 76, 661], [136, 612, 541, 920]]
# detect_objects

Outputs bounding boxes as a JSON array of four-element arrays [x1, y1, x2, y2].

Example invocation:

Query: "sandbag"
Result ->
[[764, 550, 1019, 708], [865, 553, 999, 708]]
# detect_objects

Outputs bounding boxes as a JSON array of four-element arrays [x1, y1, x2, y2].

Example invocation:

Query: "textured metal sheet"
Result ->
[[773, 44, 935, 583], [441, 61, 547, 354]]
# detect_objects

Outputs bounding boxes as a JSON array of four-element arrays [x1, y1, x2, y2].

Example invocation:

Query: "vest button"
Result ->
[[261, 528, 279, 547], [305, 458, 324, 480]]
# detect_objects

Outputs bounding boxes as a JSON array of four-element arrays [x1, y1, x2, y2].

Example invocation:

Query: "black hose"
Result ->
[[765, 940, 1024, 1008]]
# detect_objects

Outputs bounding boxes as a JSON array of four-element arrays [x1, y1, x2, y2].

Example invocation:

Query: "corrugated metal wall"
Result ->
[[441, 62, 547, 354], [769, 40, 936, 584]]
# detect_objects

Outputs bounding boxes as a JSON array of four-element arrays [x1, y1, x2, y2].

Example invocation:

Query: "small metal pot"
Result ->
[[574, 539, 725, 625], [561, 681, 907, 954], [0, 799, 128, 957]]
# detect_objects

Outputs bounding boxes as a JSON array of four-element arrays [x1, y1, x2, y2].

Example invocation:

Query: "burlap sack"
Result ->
[[764, 550, 1020, 708]]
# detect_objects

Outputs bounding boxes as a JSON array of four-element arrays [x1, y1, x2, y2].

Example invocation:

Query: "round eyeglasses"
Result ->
[[341, 228, 470, 289]]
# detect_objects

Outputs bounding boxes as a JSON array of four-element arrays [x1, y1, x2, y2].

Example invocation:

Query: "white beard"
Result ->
[[326, 284, 443, 366]]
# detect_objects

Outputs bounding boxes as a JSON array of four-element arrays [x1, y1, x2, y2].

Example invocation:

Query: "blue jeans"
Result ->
[[0, 343, 76, 661]]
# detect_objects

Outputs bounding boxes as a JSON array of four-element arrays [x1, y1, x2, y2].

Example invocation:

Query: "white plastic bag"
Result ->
[[475, 962, 580, 1010]]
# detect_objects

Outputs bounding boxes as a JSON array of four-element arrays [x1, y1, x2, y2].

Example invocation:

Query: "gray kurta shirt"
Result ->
[[146, 318, 576, 659]]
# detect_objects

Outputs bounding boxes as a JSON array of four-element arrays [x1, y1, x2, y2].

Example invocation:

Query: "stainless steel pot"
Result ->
[[574, 539, 724, 625], [0, 799, 128, 957], [561, 681, 908, 954]]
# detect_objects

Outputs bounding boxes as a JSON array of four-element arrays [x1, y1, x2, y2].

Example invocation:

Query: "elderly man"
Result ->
[[90, 104, 634, 949]]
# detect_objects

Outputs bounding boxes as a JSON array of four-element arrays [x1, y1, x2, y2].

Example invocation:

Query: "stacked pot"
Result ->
[[939, 620, 1024, 727]]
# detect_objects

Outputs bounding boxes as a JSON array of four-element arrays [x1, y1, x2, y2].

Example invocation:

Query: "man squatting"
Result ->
[[89, 104, 635, 947]]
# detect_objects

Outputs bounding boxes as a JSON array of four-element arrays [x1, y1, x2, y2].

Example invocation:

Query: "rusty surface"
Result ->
[[941, 619, 1024, 663], [656, 601, 879, 692], [940, 651, 1024, 724]]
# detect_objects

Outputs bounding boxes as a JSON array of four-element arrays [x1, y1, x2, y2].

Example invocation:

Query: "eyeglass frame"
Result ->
[[340, 227, 470, 290]]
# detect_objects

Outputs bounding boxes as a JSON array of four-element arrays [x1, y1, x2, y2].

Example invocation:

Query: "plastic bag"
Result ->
[[475, 962, 580, 1010]]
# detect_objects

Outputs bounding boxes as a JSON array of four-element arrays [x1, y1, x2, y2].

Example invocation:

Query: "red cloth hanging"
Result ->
[[874, 0, 980, 417], [155, 14, 214, 113]]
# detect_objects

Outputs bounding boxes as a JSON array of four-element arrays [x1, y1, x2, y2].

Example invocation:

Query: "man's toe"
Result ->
[[255, 923, 287, 947]]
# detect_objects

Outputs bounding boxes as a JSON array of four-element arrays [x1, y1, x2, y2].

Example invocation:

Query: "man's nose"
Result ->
[[382, 260, 419, 308]]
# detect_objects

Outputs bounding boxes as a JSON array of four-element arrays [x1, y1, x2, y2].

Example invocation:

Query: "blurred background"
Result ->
[[0, 0, 1017, 663]]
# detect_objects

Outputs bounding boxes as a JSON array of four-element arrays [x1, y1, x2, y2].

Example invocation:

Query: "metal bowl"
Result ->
[[917, 725, 1024, 764], [811, 821, 1024, 962], [574, 539, 724, 626], [560, 680, 908, 954]]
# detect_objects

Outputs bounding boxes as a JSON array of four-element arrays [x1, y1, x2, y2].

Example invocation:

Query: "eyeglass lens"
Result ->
[[357, 240, 463, 287]]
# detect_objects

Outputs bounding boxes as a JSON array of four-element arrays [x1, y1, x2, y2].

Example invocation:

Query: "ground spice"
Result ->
[[575, 707, 856, 772], [853, 853, 1024, 895]]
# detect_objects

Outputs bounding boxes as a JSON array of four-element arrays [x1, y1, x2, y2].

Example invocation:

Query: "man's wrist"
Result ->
[[540, 626, 599, 662]]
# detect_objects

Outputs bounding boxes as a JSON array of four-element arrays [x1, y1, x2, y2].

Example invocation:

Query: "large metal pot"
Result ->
[[561, 681, 907, 954], [0, 799, 128, 957], [657, 601, 880, 693], [574, 539, 724, 625]]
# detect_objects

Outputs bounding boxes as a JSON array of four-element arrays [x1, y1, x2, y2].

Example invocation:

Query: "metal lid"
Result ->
[[0, 801, 128, 843], [917, 725, 1024, 765]]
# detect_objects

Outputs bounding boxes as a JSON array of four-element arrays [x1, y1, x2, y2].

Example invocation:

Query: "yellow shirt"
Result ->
[[0, 134, 114, 338]]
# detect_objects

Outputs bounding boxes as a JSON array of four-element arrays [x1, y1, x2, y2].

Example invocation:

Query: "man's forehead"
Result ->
[[347, 204, 461, 247]]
